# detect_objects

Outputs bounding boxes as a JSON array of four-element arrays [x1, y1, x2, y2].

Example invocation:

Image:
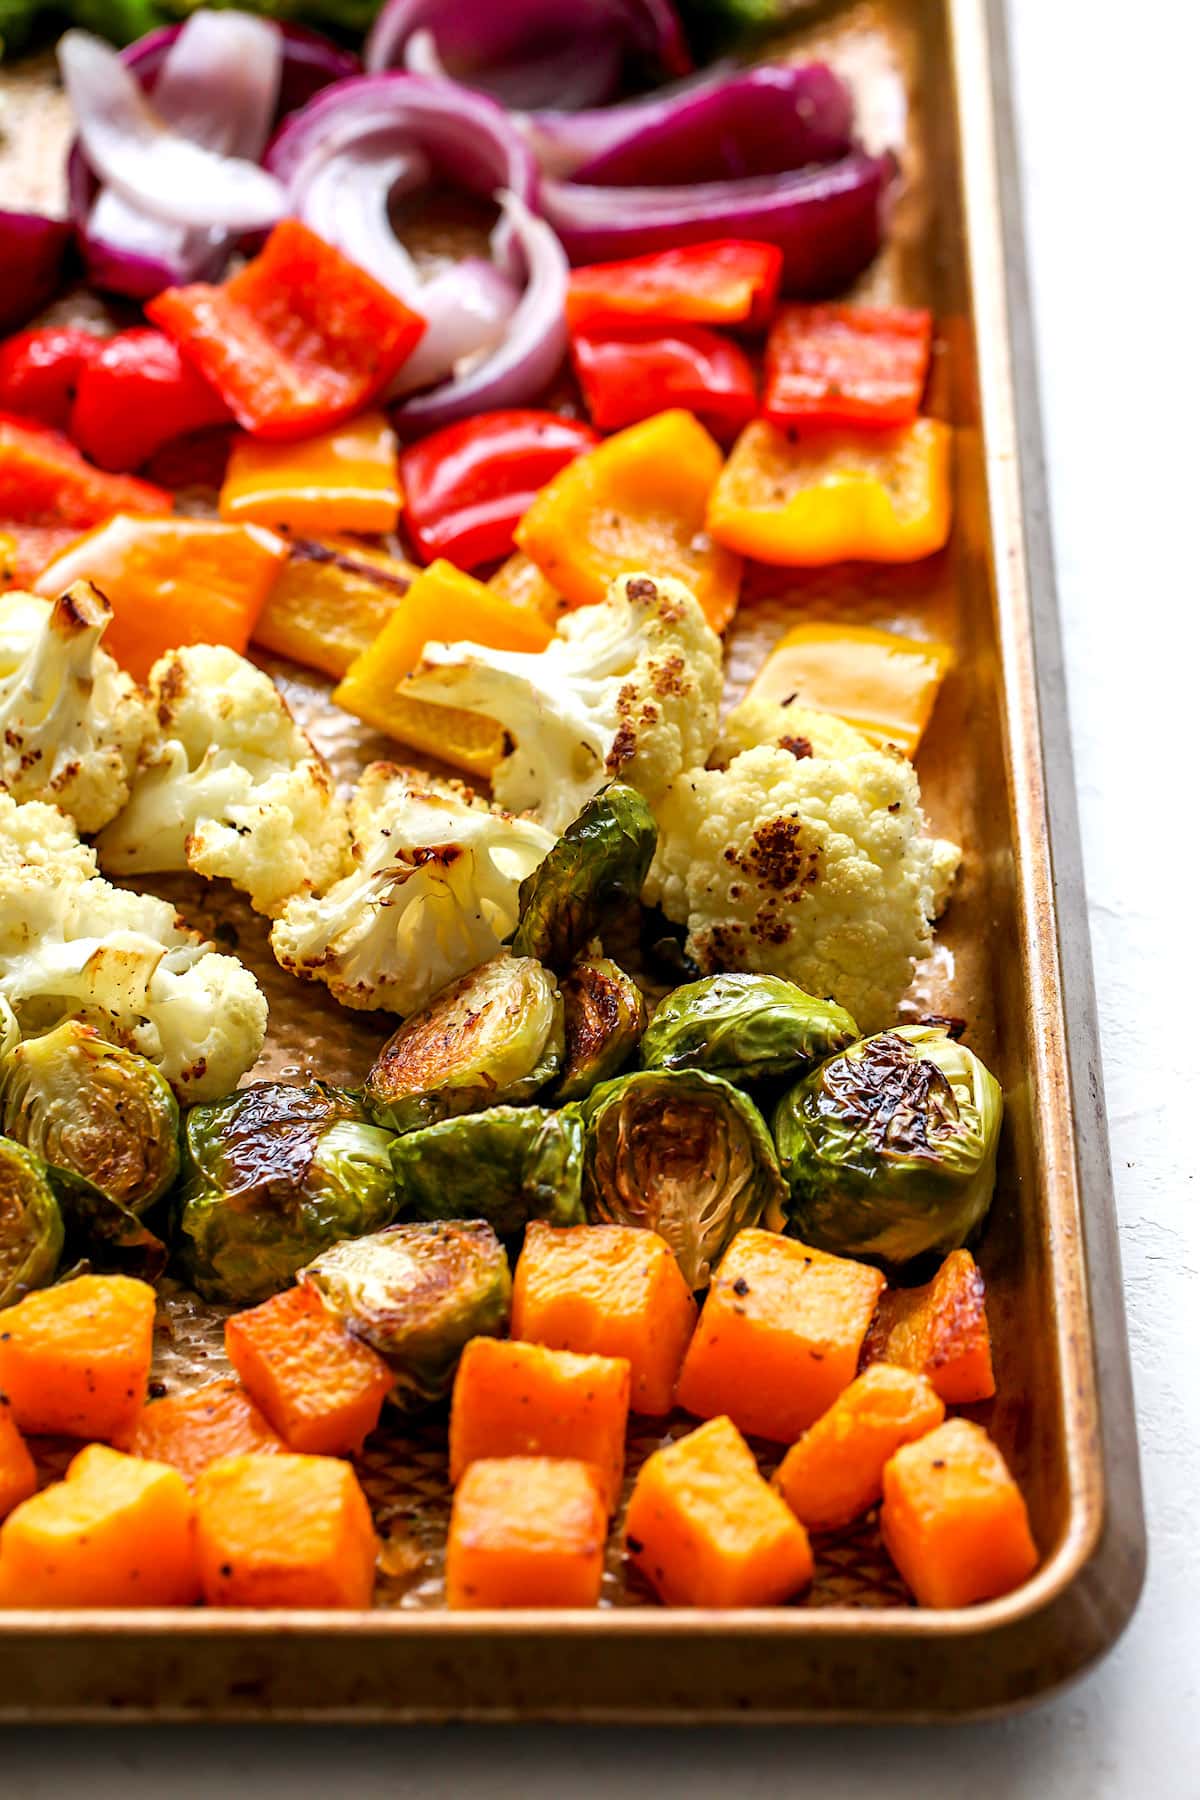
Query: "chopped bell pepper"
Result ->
[[488, 550, 565, 622], [571, 321, 757, 436], [0, 414, 171, 585], [68, 329, 232, 473], [34, 516, 289, 683], [763, 304, 934, 429], [0, 532, 17, 588], [514, 409, 742, 633], [220, 412, 401, 537], [566, 241, 783, 332], [147, 221, 427, 442], [0, 327, 104, 432], [398, 411, 599, 571], [253, 537, 417, 679], [744, 621, 953, 756], [706, 418, 953, 566]]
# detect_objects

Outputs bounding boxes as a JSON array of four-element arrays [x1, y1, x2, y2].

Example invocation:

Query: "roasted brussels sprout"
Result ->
[[510, 783, 657, 971], [0, 1134, 63, 1307], [641, 973, 859, 1088], [176, 1082, 398, 1304], [581, 1069, 787, 1290], [365, 954, 563, 1135], [390, 1106, 585, 1237], [0, 995, 19, 1065], [772, 1025, 1004, 1265], [555, 958, 647, 1102], [301, 1219, 512, 1411]]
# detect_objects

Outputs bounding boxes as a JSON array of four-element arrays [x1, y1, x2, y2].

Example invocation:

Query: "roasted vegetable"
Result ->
[[131, 1379, 286, 1486], [301, 1220, 512, 1413], [0, 1407, 36, 1522], [0, 1134, 63, 1308], [224, 1284, 394, 1458], [640, 973, 858, 1087], [580, 1068, 786, 1290], [0, 1272, 155, 1444], [862, 1246, 995, 1404], [365, 955, 563, 1135], [389, 1106, 585, 1238], [555, 958, 647, 1102], [772, 1025, 1003, 1266], [773, 1364, 945, 1533], [511, 783, 658, 971], [194, 1452, 378, 1611], [446, 1457, 608, 1610], [176, 1082, 398, 1305]]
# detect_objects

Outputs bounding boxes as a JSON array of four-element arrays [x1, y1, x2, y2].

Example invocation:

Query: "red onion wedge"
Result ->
[[0, 211, 73, 333]]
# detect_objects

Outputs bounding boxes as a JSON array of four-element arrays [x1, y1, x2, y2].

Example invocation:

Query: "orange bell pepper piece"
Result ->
[[706, 418, 952, 566], [743, 620, 953, 756], [252, 537, 416, 679], [219, 411, 402, 536]]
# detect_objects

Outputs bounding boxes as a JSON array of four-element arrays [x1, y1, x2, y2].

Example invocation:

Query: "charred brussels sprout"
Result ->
[[0, 1135, 63, 1307], [301, 1219, 511, 1410], [581, 1069, 786, 1290], [177, 1082, 397, 1303], [641, 973, 859, 1088], [555, 958, 646, 1102], [365, 954, 563, 1134], [772, 1025, 1003, 1266], [0, 995, 19, 1065], [511, 783, 658, 971], [390, 1106, 585, 1237]]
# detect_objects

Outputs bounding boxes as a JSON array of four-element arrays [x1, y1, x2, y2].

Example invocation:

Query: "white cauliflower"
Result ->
[[271, 761, 556, 1017], [0, 791, 268, 1101], [98, 644, 350, 916], [644, 742, 961, 1032], [0, 582, 154, 833], [399, 571, 723, 835], [713, 696, 875, 766]]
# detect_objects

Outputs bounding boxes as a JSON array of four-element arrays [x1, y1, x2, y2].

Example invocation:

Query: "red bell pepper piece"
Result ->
[[69, 329, 233, 473], [763, 304, 934, 429], [0, 327, 104, 432], [0, 414, 171, 584], [399, 410, 600, 570], [570, 323, 757, 436], [147, 221, 427, 442], [566, 241, 783, 333]]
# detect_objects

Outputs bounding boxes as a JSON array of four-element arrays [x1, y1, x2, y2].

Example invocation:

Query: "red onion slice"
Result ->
[[0, 210, 73, 332], [291, 137, 431, 298], [389, 258, 520, 396], [404, 25, 626, 113]]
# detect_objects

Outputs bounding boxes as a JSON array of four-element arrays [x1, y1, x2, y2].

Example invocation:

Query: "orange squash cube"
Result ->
[[446, 1457, 608, 1609], [864, 1249, 995, 1405], [225, 1285, 393, 1458], [881, 1418, 1038, 1608], [195, 1452, 377, 1609], [132, 1379, 287, 1485], [0, 1274, 156, 1447], [449, 1337, 630, 1513], [774, 1364, 945, 1532], [0, 1406, 36, 1521], [675, 1231, 885, 1443], [625, 1415, 813, 1608], [512, 1222, 697, 1416]]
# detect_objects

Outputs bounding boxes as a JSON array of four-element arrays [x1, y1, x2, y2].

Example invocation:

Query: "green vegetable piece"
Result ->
[[581, 1067, 786, 1290], [301, 1219, 512, 1412], [555, 957, 646, 1102], [365, 954, 563, 1134], [641, 973, 858, 1087], [176, 1081, 397, 1304], [390, 1105, 585, 1238], [0, 1134, 63, 1308], [510, 783, 657, 971], [772, 1024, 1004, 1266]]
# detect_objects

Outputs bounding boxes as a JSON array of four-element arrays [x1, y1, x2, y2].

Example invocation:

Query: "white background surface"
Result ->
[[3, 1, 1198, 1791]]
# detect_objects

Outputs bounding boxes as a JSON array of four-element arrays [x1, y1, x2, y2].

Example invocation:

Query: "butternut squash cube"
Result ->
[[881, 1418, 1038, 1608], [863, 1249, 995, 1405], [774, 1363, 945, 1532], [225, 1285, 393, 1458], [0, 1405, 36, 1521], [446, 1457, 607, 1609], [0, 1274, 156, 1447], [195, 1452, 377, 1609], [132, 1379, 286, 1485]]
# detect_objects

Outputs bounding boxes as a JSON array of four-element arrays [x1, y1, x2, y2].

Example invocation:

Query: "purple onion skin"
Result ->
[[0, 211, 73, 333]]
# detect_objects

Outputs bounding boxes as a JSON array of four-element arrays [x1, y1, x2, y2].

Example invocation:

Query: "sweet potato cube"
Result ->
[[224, 1285, 393, 1458], [625, 1415, 813, 1607], [512, 1222, 697, 1416], [449, 1337, 630, 1512], [446, 1457, 608, 1609], [0, 1406, 36, 1521], [132, 1379, 286, 1485], [0, 1274, 156, 1446], [0, 1443, 199, 1607], [195, 1452, 377, 1609], [774, 1364, 945, 1532], [864, 1249, 996, 1405], [881, 1418, 1038, 1608], [675, 1231, 885, 1443]]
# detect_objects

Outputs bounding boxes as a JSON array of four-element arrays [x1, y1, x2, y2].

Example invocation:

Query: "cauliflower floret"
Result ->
[[400, 571, 723, 835], [98, 644, 350, 916], [0, 792, 100, 879], [713, 696, 874, 766], [0, 583, 154, 833], [271, 761, 557, 1016], [644, 742, 961, 1032], [928, 835, 962, 918]]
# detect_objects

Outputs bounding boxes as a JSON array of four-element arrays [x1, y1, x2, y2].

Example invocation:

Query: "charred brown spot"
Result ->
[[777, 735, 813, 760], [624, 577, 658, 602], [606, 721, 639, 773], [650, 653, 688, 700], [155, 656, 187, 726], [401, 844, 465, 871], [286, 538, 412, 598], [821, 1033, 961, 1159], [736, 817, 820, 892]]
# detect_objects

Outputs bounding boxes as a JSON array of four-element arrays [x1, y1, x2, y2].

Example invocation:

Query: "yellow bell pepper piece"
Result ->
[[514, 409, 742, 633], [488, 550, 565, 623], [0, 532, 18, 589], [252, 537, 418, 679], [744, 622, 953, 757], [706, 418, 953, 566], [218, 411, 401, 536]]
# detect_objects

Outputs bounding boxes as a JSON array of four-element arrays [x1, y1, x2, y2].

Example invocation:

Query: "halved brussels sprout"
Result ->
[[511, 783, 658, 971], [641, 973, 859, 1088], [0, 995, 19, 1065], [581, 1068, 787, 1290], [176, 1082, 398, 1304], [390, 1106, 585, 1237], [365, 954, 563, 1135], [0, 1134, 63, 1307], [772, 1024, 1004, 1265], [555, 958, 647, 1102], [301, 1219, 511, 1411]]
